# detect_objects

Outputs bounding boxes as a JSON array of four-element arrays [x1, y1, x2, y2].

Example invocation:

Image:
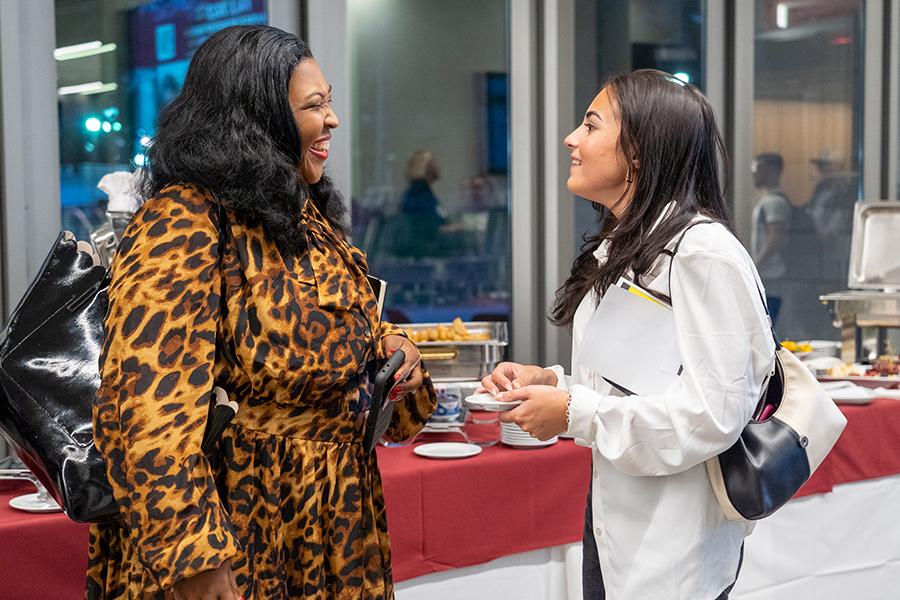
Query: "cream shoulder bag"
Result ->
[[667, 221, 847, 521]]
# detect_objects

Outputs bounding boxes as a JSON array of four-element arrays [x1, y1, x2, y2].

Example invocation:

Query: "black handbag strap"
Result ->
[[663, 219, 716, 300], [213, 200, 239, 365], [199, 199, 241, 454], [639, 219, 718, 306], [750, 279, 782, 350], [664, 219, 781, 350]]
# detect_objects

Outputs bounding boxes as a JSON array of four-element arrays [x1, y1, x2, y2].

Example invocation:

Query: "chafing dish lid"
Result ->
[[848, 202, 900, 290]]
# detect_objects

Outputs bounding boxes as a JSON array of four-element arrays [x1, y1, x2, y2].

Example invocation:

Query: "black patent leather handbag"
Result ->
[[0, 231, 117, 522], [0, 204, 234, 523]]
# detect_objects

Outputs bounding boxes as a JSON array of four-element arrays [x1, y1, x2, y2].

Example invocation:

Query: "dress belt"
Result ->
[[230, 401, 367, 443]]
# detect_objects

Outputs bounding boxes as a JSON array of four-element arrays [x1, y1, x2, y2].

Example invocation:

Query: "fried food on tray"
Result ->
[[404, 317, 491, 343]]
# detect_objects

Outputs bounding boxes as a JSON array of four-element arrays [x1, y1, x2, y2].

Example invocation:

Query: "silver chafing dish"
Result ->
[[821, 202, 900, 363], [400, 321, 508, 382], [399, 322, 508, 444]]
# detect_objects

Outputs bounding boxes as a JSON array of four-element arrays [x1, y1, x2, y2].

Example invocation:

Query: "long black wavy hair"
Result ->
[[551, 69, 733, 327], [138, 25, 346, 256]]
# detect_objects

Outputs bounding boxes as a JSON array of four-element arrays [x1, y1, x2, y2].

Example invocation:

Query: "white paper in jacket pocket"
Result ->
[[575, 279, 681, 396]]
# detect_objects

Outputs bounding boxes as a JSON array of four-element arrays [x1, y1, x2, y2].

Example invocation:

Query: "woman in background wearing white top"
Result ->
[[479, 70, 775, 599]]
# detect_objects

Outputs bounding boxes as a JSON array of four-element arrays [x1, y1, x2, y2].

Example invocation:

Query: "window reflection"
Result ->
[[348, 0, 510, 324], [752, 0, 863, 341], [56, 0, 268, 241]]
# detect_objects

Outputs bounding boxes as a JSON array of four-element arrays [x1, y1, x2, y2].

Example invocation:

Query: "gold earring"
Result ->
[[625, 169, 634, 184]]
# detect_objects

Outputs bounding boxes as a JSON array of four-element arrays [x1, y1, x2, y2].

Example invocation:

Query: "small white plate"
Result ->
[[821, 381, 876, 404], [423, 420, 465, 430], [8, 492, 62, 513], [875, 387, 900, 400], [503, 437, 559, 449], [464, 393, 523, 412], [413, 442, 483, 459]]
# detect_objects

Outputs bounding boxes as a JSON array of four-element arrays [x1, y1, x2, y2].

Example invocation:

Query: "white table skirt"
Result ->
[[396, 474, 900, 600]]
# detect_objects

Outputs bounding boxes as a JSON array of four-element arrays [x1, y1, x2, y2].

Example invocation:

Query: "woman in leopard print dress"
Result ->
[[87, 26, 436, 600]]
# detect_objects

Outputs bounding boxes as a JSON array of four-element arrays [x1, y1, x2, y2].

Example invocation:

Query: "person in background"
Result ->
[[479, 70, 774, 599], [807, 149, 857, 284], [750, 152, 791, 323], [88, 25, 435, 600], [466, 172, 495, 211], [394, 150, 446, 258]]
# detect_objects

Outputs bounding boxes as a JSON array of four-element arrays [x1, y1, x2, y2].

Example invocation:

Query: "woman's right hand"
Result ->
[[478, 362, 558, 395], [172, 561, 241, 600]]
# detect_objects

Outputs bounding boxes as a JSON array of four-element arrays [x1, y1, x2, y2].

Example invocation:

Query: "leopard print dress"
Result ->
[[86, 184, 436, 599]]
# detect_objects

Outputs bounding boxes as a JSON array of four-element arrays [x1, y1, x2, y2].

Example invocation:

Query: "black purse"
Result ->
[[0, 204, 235, 523], [707, 284, 846, 520], [664, 220, 847, 521]]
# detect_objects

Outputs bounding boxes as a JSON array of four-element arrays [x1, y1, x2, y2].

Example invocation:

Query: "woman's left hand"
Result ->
[[382, 335, 424, 401], [496, 385, 569, 441]]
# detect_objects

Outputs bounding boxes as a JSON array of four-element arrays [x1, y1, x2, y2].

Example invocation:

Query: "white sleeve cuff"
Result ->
[[565, 384, 601, 441], [546, 364, 569, 391]]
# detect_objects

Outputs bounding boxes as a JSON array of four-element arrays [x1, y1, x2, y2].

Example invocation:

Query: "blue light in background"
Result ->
[[84, 117, 101, 132]]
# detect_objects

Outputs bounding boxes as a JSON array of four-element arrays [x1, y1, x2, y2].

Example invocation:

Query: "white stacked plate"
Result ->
[[796, 340, 842, 361], [500, 421, 558, 449]]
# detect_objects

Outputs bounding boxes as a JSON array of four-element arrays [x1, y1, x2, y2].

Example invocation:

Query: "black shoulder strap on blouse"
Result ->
[[659, 219, 715, 304], [665, 218, 781, 349], [214, 200, 239, 365], [200, 199, 241, 455]]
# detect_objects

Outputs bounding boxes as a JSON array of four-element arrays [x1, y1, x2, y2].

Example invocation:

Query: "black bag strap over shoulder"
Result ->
[[653, 219, 716, 305], [663, 218, 781, 350], [201, 199, 240, 453], [213, 199, 239, 365]]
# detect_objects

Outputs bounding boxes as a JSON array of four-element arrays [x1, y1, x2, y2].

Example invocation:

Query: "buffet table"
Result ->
[[1, 399, 899, 600]]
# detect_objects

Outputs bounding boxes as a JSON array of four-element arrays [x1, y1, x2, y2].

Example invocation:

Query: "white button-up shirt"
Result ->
[[550, 214, 774, 600]]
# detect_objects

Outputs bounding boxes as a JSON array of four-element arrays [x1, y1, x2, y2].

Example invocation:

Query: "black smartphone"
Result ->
[[363, 349, 406, 452]]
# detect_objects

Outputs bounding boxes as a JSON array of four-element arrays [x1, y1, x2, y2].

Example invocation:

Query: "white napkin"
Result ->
[[820, 381, 875, 404], [98, 170, 141, 213], [873, 387, 900, 400]]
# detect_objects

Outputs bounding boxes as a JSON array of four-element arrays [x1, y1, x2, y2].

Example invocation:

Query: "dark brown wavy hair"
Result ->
[[550, 69, 734, 327]]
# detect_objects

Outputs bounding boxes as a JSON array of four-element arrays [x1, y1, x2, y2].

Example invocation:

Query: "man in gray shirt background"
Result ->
[[751, 153, 791, 318]]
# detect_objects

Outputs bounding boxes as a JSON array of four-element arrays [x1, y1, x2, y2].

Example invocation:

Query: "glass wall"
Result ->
[[573, 0, 705, 253], [347, 0, 510, 325], [751, 0, 864, 341], [54, 0, 268, 241]]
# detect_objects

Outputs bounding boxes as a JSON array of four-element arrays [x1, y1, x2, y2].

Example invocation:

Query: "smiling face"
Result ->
[[288, 59, 339, 184], [563, 88, 634, 217]]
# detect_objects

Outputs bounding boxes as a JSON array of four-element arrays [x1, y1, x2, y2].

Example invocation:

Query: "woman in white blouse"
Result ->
[[480, 70, 775, 600]]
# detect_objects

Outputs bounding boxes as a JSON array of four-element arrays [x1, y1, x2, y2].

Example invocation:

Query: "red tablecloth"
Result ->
[[0, 481, 88, 600], [2, 399, 899, 600], [375, 439, 591, 581], [795, 399, 900, 497]]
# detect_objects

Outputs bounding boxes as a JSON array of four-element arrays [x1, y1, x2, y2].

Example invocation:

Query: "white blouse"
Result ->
[[550, 214, 775, 600]]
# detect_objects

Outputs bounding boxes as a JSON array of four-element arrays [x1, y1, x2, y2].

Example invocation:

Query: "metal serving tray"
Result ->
[[848, 202, 900, 290], [819, 290, 900, 362], [399, 321, 508, 382]]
